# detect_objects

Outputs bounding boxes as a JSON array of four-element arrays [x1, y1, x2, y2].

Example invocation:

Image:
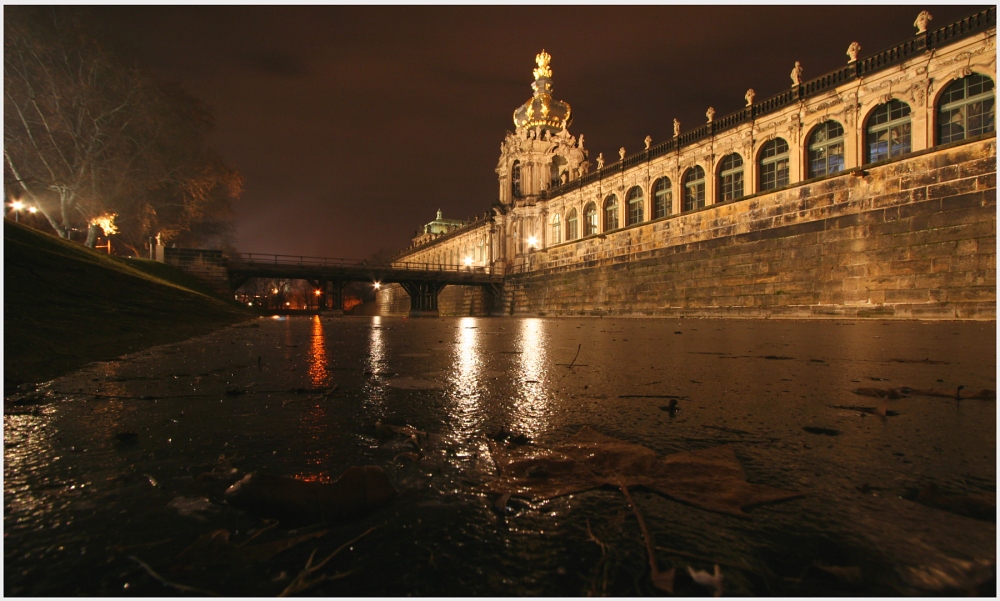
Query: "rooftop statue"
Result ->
[[846, 41, 861, 63], [790, 61, 804, 87]]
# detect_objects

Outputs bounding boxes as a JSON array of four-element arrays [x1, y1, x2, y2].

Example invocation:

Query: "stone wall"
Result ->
[[493, 137, 995, 319]]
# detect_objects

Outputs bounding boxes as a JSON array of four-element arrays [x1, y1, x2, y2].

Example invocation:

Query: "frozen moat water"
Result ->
[[4, 316, 996, 595]]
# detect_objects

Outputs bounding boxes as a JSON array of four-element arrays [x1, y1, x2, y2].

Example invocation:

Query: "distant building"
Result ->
[[387, 9, 996, 318]]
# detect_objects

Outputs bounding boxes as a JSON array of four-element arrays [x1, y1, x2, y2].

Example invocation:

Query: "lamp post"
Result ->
[[10, 200, 24, 222]]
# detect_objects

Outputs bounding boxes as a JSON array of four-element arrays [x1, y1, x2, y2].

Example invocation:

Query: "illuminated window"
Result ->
[[866, 100, 911, 163], [584, 202, 598, 236], [625, 186, 644, 226], [511, 160, 522, 198], [683, 166, 705, 212], [603, 194, 619, 231], [938, 74, 995, 144], [759, 138, 790, 192], [652, 177, 672, 219], [807, 121, 845, 178], [566, 208, 578, 241], [717, 153, 744, 202], [551, 213, 562, 244]]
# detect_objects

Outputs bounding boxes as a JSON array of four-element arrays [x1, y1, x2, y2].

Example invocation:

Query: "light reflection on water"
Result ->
[[307, 315, 329, 389], [363, 316, 387, 409], [448, 317, 483, 436], [513, 318, 550, 438]]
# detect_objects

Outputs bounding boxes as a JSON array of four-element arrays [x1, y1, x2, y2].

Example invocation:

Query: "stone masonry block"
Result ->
[[927, 177, 978, 199]]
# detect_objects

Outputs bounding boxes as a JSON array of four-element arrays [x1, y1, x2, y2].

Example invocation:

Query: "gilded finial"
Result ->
[[533, 49, 552, 80]]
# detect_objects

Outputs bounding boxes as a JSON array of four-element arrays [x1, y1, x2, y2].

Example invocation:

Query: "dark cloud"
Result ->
[[80, 5, 984, 258]]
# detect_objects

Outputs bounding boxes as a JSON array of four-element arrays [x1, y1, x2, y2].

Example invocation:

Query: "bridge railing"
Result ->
[[228, 252, 497, 277]]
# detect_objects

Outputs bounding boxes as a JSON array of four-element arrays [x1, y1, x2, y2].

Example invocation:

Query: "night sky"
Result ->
[[83, 5, 980, 259]]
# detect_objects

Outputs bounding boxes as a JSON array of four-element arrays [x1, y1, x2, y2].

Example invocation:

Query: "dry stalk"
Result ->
[[277, 526, 376, 597], [129, 555, 219, 596]]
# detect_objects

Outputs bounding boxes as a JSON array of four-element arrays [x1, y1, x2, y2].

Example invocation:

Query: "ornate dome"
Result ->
[[512, 50, 572, 132]]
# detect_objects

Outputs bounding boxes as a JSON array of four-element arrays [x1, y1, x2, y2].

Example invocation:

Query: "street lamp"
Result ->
[[463, 256, 473, 267], [373, 282, 381, 290], [10, 200, 24, 222], [527, 236, 538, 249]]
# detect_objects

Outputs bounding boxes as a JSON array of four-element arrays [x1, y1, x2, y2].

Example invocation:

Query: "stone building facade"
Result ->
[[383, 8, 996, 318]]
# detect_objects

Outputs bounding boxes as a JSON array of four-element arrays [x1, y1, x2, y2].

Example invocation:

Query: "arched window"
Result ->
[[653, 177, 672, 219], [718, 154, 744, 203], [683, 166, 705, 212], [511, 160, 522, 198], [584, 202, 598, 236], [550, 156, 567, 188], [626, 186, 644, 226], [603, 194, 619, 231], [566, 209, 578, 241], [866, 100, 912, 163], [938, 74, 995, 144], [807, 121, 845, 178], [551, 213, 562, 244], [759, 138, 789, 192]]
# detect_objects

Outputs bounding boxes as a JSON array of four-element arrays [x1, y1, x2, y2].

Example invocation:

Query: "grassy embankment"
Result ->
[[4, 220, 252, 392]]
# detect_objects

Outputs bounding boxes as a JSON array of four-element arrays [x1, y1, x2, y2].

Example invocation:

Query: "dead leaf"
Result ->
[[687, 564, 723, 596], [915, 485, 996, 522], [225, 466, 396, 524], [484, 427, 801, 518]]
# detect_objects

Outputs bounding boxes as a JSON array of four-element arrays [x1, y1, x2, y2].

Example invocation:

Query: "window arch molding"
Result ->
[[625, 186, 644, 226], [550, 212, 562, 245], [716, 153, 745, 203], [757, 137, 790, 193], [863, 98, 912, 164], [603, 194, 620, 232], [583, 202, 598, 236], [934, 72, 996, 145], [805, 120, 846, 179], [651, 177, 672, 219], [565, 209, 578, 241], [682, 165, 706, 212]]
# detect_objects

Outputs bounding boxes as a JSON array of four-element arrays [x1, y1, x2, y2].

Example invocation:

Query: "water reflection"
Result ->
[[363, 316, 387, 409], [513, 318, 550, 438], [307, 315, 329, 388], [449, 317, 483, 435], [367, 316, 385, 375]]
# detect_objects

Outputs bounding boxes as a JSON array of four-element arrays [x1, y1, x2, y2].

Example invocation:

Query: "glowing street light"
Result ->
[[527, 236, 538, 249], [9, 200, 24, 222], [463, 256, 473, 266], [314, 289, 322, 296], [373, 282, 381, 290], [28, 206, 37, 214]]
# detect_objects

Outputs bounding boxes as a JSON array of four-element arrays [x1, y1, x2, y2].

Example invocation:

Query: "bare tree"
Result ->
[[4, 7, 241, 252]]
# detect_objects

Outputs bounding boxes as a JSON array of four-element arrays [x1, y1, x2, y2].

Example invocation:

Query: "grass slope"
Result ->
[[4, 221, 252, 392]]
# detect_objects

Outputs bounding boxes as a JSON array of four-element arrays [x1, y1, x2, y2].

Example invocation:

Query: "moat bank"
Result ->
[[3, 221, 252, 392], [380, 138, 996, 319]]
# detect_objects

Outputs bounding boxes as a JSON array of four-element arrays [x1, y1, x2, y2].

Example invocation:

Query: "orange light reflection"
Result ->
[[308, 315, 329, 388]]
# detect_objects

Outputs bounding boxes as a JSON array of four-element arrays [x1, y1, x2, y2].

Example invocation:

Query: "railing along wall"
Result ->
[[537, 7, 995, 202]]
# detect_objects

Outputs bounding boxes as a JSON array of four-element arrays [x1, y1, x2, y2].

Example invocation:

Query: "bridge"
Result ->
[[159, 248, 503, 316]]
